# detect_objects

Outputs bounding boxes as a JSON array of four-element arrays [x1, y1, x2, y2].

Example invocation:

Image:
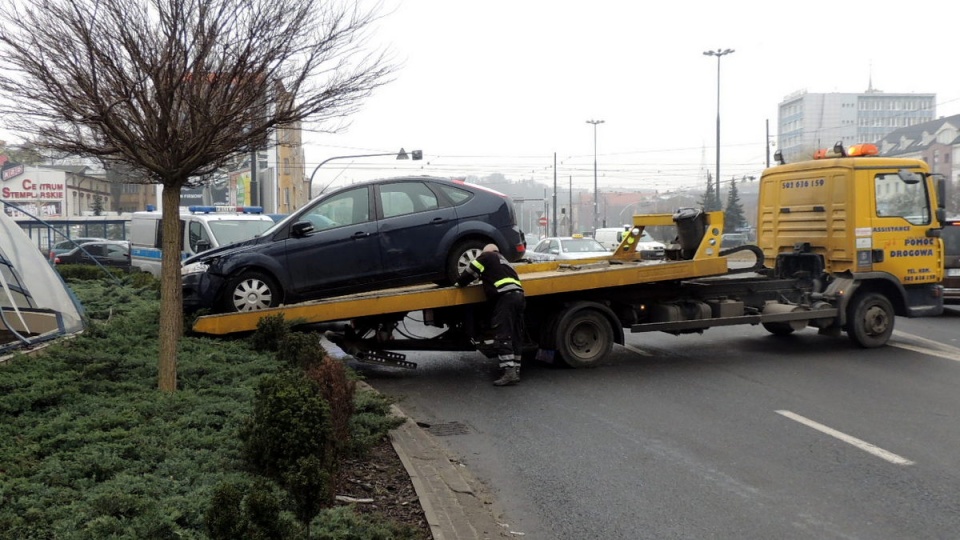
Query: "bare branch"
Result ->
[[0, 0, 395, 186], [0, 0, 395, 392]]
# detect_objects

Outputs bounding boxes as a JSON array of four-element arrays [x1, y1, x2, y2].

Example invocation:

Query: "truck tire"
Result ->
[[443, 240, 486, 285], [221, 271, 281, 313], [555, 308, 614, 368], [845, 292, 894, 348]]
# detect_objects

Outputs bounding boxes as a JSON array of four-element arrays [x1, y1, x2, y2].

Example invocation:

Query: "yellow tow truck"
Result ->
[[192, 142, 946, 368]]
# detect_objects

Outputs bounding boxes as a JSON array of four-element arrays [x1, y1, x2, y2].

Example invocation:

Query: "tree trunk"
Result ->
[[158, 185, 183, 392]]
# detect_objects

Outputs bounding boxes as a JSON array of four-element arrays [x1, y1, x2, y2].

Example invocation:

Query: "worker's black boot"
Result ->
[[493, 366, 520, 386]]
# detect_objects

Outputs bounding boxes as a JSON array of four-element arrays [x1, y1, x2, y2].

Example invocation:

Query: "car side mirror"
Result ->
[[291, 221, 315, 237], [196, 239, 211, 253]]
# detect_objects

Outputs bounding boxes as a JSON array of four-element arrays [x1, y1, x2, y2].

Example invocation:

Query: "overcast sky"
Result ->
[[305, 0, 960, 194]]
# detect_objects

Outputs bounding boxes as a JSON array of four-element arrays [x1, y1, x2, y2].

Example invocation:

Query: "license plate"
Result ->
[[947, 268, 960, 277]]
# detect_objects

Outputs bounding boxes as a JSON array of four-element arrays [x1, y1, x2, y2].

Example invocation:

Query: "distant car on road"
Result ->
[[47, 237, 107, 262], [182, 176, 527, 313], [51, 240, 131, 271], [524, 236, 611, 262], [721, 233, 749, 249], [595, 227, 665, 259]]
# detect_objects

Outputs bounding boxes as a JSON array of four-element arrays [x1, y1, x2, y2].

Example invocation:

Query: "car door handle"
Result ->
[[351, 231, 370, 239], [430, 217, 445, 223]]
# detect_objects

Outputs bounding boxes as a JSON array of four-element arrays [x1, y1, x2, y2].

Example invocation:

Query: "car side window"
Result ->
[[106, 245, 127, 260], [435, 184, 473, 205], [305, 187, 370, 230], [380, 182, 439, 218]]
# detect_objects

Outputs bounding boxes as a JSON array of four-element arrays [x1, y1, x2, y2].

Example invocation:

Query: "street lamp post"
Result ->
[[307, 148, 422, 200], [703, 48, 734, 209], [586, 119, 604, 231]]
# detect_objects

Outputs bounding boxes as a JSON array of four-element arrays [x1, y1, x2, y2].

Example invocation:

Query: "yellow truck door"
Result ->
[[862, 170, 941, 285]]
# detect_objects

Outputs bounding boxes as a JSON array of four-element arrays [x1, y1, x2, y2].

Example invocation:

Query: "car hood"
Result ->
[[182, 235, 268, 265]]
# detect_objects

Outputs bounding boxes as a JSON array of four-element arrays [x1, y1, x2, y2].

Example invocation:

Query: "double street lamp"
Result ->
[[307, 148, 422, 200], [586, 119, 604, 230], [703, 48, 734, 209]]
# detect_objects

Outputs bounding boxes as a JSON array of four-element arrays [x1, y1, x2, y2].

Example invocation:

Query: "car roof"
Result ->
[[539, 236, 604, 243], [54, 237, 106, 246], [65, 240, 130, 249], [321, 175, 507, 197]]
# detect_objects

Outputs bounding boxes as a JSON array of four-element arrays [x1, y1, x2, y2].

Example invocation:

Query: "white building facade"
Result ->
[[778, 88, 936, 163], [1, 163, 113, 219]]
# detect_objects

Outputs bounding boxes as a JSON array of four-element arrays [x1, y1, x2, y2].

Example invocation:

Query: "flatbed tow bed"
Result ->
[[192, 252, 729, 336]]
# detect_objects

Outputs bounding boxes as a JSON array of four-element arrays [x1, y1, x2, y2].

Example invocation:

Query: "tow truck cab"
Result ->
[[760, 142, 946, 317]]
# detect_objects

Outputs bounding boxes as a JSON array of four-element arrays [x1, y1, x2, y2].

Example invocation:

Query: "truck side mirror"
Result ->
[[196, 239, 211, 253], [936, 176, 946, 210], [897, 168, 921, 185]]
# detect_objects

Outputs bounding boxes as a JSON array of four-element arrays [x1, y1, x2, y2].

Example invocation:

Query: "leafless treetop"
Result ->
[[0, 0, 395, 184]]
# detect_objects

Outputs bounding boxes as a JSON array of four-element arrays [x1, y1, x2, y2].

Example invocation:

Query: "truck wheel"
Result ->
[[556, 309, 613, 368], [221, 271, 281, 313], [762, 322, 796, 336], [443, 240, 486, 285], [845, 292, 894, 348]]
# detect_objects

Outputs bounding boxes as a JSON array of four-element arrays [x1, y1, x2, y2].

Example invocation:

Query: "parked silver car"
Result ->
[[524, 236, 611, 262]]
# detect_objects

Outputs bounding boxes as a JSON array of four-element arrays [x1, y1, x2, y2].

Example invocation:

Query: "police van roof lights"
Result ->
[[188, 205, 264, 214]]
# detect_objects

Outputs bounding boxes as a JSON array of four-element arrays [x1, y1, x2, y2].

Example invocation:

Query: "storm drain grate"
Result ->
[[423, 421, 470, 437]]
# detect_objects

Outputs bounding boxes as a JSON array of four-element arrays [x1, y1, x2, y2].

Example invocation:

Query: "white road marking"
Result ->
[[891, 342, 960, 362], [776, 410, 914, 466], [624, 344, 652, 356], [891, 330, 960, 362]]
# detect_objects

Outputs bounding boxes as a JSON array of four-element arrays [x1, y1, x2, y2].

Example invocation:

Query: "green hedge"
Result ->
[[0, 278, 410, 539]]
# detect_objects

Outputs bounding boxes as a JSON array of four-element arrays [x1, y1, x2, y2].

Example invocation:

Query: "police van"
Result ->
[[130, 206, 275, 276]]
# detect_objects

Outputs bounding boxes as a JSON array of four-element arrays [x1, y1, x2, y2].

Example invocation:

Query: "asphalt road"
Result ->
[[355, 310, 960, 540]]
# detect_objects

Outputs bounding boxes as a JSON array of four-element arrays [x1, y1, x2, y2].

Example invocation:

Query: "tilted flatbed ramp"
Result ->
[[191, 255, 729, 335]]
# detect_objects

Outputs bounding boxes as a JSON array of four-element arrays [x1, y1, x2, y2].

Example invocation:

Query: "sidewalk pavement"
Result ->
[[332, 330, 515, 539], [387, 402, 515, 539]]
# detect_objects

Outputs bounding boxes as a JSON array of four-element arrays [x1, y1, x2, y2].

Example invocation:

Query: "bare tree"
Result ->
[[0, 0, 394, 391]]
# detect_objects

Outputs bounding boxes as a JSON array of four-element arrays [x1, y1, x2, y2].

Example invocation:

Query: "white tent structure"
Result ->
[[0, 209, 84, 354]]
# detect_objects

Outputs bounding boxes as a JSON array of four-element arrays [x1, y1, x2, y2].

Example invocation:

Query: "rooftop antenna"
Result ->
[[866, 61, 880, 93]]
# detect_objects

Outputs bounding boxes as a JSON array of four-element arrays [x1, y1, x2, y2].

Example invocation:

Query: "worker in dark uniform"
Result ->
[[455, 243, 525, 386]]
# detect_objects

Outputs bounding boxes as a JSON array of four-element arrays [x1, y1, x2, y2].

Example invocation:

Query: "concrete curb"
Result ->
[[387, 403, 511, 539]]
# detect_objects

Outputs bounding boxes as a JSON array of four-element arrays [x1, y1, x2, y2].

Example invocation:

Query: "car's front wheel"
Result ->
[[220, 271, 281, 313], [444, 240, 488, 285]]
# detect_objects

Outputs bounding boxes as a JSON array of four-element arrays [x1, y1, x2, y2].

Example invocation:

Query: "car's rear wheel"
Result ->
[[444, 240, 488, 285], [221, 271, 281, 313]]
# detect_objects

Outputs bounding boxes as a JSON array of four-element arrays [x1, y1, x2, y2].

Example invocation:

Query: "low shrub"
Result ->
[[0, 278, 410, 539]]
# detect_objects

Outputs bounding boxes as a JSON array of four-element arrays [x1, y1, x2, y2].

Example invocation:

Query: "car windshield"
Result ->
[[562, 238, 607, 253], [207, 220, 275, 246]]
